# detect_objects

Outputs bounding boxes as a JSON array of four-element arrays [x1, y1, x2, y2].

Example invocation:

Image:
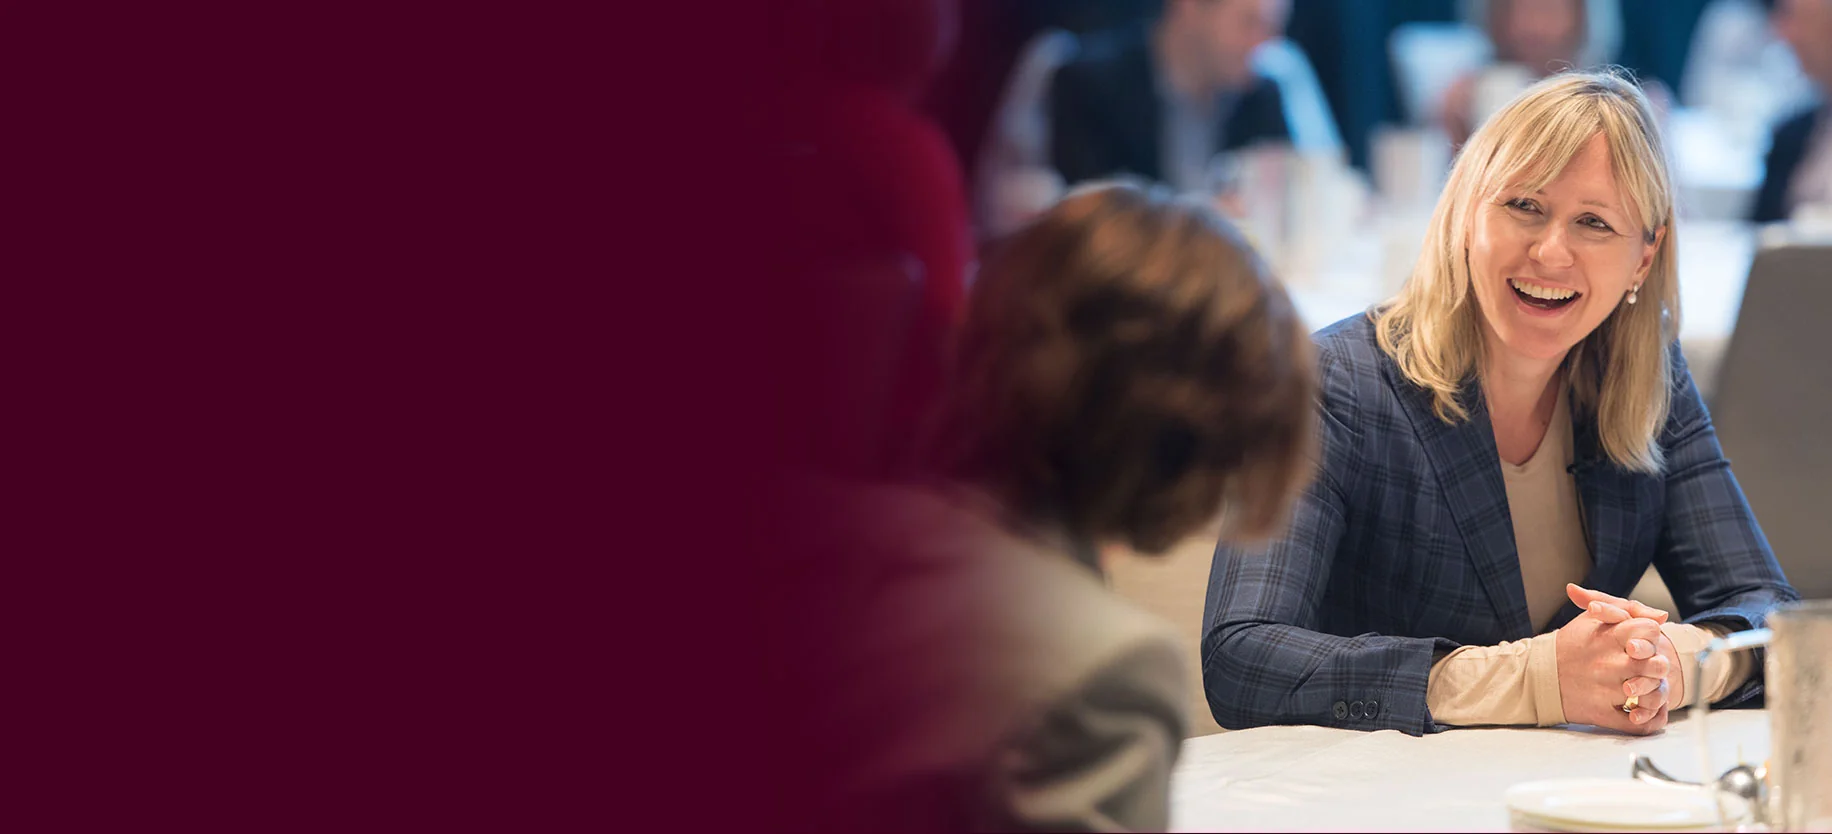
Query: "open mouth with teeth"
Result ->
[[1509, 278, 1581, 310]]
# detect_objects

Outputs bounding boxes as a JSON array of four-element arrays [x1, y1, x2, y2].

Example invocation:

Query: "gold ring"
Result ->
[[1623, 694, 1640, 713]]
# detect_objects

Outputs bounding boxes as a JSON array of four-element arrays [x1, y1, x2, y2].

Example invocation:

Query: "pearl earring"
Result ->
[[1627, 285, 1640, 305]]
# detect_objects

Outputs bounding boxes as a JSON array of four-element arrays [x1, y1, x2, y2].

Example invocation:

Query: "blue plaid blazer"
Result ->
[[1202, 314, 1798, 735]]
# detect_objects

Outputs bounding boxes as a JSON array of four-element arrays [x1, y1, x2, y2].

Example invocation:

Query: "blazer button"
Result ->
[[1333, 700, 1348, 719], [1350, 700, 1365, 719], [1365, 700, 1380, 720]]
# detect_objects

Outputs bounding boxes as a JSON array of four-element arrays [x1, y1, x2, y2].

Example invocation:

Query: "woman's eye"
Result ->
[[1505, 198, 1539, 213], [1581, 216, 1614, 232]]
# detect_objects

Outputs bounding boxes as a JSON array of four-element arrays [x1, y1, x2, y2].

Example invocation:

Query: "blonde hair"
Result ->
[[1374, 70, 1677, 473]]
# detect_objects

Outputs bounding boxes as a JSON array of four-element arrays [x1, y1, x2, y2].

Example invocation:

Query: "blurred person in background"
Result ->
[[1680, 0, 1815, 140], [774, 0, 972, 478], [1753, 0, 1832, 221], [1441, 0, 1587, 145], [1048, 0, 1294, 194], [810, 182, 1316, 830], [1203, 72, 1797, 737], [1439, 0, 1666, 147], [923, 0, 1158, 239]]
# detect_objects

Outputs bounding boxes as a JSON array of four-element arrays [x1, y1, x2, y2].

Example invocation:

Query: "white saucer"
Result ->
[[1504, 778, 1749, 832]]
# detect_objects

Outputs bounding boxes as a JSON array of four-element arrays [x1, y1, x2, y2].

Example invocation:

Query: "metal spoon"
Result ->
[[1631, 754, 1768, 826]]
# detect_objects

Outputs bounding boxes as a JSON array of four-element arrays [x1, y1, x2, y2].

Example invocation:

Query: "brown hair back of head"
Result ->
[[933, 180, 1316, 554]]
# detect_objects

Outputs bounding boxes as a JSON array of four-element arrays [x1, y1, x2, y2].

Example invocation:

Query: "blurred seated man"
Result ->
[[1753, 0, 1832, 222], [1437, 0, 1665, 147], [1441, 0, 1588, 146], [1048, 0, 1292, 193]]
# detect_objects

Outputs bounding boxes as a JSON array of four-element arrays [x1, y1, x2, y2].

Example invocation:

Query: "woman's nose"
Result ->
[[1530, 225, 1575, 269]]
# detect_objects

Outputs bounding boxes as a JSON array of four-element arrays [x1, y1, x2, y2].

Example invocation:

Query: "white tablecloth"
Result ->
[[1169, 709, 1770, 832], [1278, 219, 1757, 399]]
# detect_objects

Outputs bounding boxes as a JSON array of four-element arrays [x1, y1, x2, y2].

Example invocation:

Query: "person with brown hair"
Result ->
[[805, 180, 1315, 830], [933, 179, 1317, 554]]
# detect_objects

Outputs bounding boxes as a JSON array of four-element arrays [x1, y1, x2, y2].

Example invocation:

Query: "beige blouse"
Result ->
[[1426, 389, 1752, 726]]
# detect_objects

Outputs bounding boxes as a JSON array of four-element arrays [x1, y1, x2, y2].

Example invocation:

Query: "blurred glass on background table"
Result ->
[[1209, 145, 1374, 285], [1762, 603, 1832, 832], [1667, 106, 1768, 222]]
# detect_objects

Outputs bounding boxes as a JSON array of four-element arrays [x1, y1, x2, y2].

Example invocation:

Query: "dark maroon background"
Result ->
[[9, 1, 813, 829]]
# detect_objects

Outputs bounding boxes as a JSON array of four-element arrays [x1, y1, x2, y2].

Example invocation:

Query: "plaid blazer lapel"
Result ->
[[1389, 371, 1535, 640]]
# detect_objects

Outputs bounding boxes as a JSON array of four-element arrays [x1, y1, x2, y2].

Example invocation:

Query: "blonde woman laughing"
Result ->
[[1202, 70, 1797, 736]]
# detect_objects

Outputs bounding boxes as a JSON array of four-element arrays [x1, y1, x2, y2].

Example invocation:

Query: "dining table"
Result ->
[[1168, 707, 1769, 832]]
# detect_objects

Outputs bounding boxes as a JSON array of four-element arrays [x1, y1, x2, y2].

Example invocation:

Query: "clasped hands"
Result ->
[[1556, 583, 1685, 735]]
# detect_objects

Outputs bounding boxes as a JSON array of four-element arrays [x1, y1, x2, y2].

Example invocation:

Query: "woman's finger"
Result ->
[[1625, 638, 1656, 660], [1588, 600, 1630, 623], [1568, 584, 1671, 624], [1623, 675, 1662, 697], [1639, 678, 1670, 711], [1625, 652, 1671, 680], [1628, 680, 1671, 726], [1625, 599, 1670, 623], [1568, 583, 1607, 610], [1596, 699, 1646, 735], [1611, 617, 1662, 651], [1646, 703, 1672, 733]]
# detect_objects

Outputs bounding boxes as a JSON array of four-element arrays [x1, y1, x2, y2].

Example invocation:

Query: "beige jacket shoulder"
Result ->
[[824, 484, 1189, 832]]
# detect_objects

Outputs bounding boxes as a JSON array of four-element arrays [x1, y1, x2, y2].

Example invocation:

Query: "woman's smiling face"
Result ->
[[1467, 132, 1664, 363]]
